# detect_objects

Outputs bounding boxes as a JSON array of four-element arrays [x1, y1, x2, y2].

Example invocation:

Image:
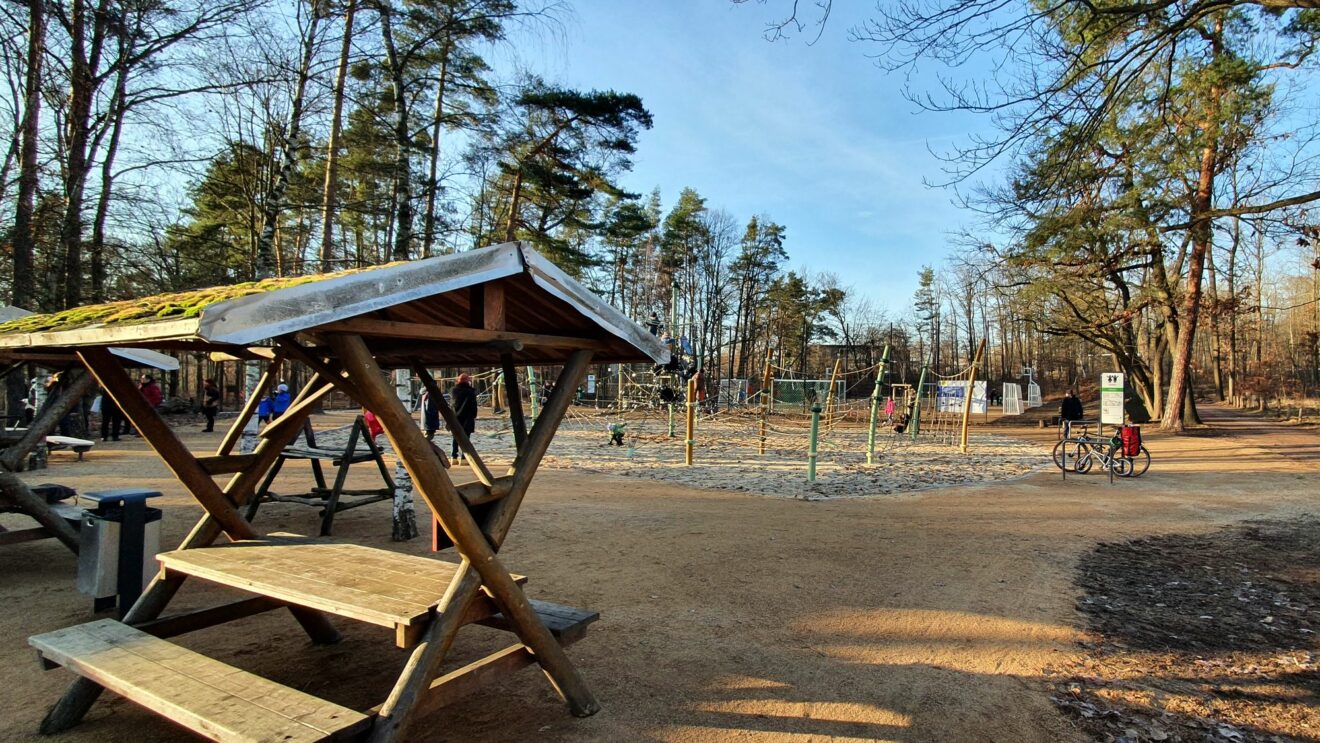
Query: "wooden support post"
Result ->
[[758, 352, 772, 456], [685, 375, 696, 466], [501, 354, 526, 451], [216, 357, 281, 456], [484, 351, 592, 540], [79, 349, 256, 542], [960, 339, 987, 454], [0, 370, 94, 472], [824, 358, 842, 430], [0, 472, 80, 552], [413, 364, 494, 486], [329, 335, 598, 739]]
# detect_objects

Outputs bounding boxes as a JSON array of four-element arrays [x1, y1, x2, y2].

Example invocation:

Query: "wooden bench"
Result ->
[[156, 538, 527, 648], [30, 619, 371, 743]]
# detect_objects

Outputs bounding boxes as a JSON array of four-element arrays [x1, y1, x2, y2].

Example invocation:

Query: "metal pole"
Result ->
[[616, 363, 624, 412], [758, 351, 773, 455], [911, 360, 930, 441], [867, 345, 891, 464], [684, 375, 696, 465], [808, 403, 821, 482]]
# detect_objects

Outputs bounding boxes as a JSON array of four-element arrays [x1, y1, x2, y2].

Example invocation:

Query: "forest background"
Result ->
[[2, 0, 1319, 432]]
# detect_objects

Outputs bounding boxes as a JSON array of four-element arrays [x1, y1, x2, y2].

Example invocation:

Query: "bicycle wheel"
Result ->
[[1123, 445, 1151, 477], [1111, 455, 1131, 476], [1074, 442, 1094, 473], [1052, 439, 1071, 470], [1053, 439, 1083, 470]]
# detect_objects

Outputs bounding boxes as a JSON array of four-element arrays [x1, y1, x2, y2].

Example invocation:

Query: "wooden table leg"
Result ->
[[331, 334, 599, 739]]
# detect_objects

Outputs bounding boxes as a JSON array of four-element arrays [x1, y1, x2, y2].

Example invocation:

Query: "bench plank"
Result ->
[[30, 619, 369, 742], [157, 540, 525, 630]]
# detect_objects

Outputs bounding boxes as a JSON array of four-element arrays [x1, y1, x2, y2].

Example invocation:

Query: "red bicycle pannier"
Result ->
[[1120, 425, 1142, 457]]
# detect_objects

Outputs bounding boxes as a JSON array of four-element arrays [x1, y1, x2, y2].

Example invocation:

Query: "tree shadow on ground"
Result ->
[[1055, 518, 1320, 742]]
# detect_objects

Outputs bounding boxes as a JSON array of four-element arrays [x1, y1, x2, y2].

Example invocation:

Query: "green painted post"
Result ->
[[808, 403, 822, 482], [867, 345, 891, 464], [910, 361, 930, 441]]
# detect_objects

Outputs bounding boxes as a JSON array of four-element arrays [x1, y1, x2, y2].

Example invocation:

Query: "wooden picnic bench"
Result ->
[[244, 417, 395, 536]]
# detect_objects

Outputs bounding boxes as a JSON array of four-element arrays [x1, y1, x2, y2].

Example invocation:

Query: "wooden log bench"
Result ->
[[30, 619, 371, 742]]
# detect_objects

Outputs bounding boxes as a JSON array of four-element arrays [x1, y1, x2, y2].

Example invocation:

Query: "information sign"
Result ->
[[1100, 372, 1125, 425]]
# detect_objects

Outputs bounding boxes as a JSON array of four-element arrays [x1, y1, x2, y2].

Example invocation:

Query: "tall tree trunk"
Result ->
[[421, 37, 451, 258], [11, 0, 44, 311], [255, 1, 322, 279], [1162, 98, 1222, 429], [89, 36, 131, 302], [378, 1, 412, 262], [1206, 243, 1226, 400], [59, 0, 108, 309], [318, 0, 356, 273]]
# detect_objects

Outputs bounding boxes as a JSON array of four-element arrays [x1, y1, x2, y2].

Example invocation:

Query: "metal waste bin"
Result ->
[[76, 489, 163, 616]]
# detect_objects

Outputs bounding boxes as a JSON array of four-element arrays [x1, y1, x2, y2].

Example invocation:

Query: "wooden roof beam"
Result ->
[[320, 318, 607, 351]]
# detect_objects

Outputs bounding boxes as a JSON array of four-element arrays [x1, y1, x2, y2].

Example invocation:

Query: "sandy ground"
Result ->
[[1, 403, 1317, 742]]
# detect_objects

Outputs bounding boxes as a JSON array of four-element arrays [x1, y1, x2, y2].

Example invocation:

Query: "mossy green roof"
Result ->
[[0, 265, 392, 336]]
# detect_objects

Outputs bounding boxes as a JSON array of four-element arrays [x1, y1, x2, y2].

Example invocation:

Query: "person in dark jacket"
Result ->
[[450, 373, 478, 460], [200, 378, 220, 432], [421, 390, 440, 441], [1060, 388, 1085, 437]]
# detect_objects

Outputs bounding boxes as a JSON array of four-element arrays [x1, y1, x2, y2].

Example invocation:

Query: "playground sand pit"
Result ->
[[328, 408, 1047, 499]]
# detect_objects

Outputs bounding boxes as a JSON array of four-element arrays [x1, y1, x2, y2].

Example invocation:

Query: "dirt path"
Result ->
[[1, 406, 1317, 742]]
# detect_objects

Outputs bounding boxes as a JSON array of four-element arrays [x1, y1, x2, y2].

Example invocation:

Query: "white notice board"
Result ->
[[1100, 372, 1125, 425]]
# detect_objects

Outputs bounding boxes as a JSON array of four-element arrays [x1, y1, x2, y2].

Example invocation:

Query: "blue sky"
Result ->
[[498, 1, 993, 319]]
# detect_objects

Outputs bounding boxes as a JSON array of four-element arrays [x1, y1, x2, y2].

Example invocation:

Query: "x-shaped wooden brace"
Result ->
[[41, 348, 341, 734], [324, 334, 598, 743]]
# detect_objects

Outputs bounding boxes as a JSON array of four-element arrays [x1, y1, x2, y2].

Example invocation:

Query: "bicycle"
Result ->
[[1052, 430, 1150, 477]]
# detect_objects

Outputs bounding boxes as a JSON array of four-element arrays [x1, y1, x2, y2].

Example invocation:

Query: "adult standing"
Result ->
[[200, 378, 220, 432], [450, 373, 478, 461], [272, 383, 292, 418], [1060, 388, 1085, 438], [420, 390, 440, 441], [99, 388, 126, 441]]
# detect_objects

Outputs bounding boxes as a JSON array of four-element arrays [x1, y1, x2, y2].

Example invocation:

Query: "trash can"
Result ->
[[76, 489, 163, 617]]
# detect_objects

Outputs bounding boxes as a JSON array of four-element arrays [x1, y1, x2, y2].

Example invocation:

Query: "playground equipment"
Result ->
[[4, 242, 667, 743]]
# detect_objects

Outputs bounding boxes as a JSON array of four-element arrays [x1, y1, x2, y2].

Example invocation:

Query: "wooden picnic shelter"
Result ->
[[0, 242, 667, 742]]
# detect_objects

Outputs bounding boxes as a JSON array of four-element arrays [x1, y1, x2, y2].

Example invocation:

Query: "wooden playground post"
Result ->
[[823, 358, 842, 430], [959, 339, 987, 453], [684, 375, 696, 465], [758, 352, 772, 455]]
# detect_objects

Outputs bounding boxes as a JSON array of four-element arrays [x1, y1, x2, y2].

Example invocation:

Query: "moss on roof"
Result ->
[[0, 264, 397, 336]]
